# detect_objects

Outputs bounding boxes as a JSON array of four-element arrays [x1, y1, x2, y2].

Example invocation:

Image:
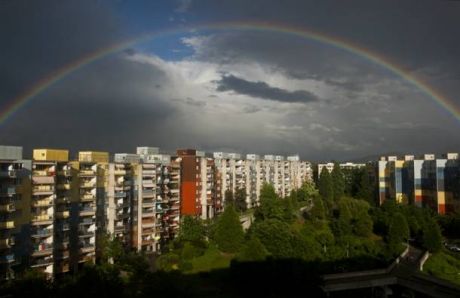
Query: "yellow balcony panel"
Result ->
[[0, 221, 14, 229], [32, 199, 53, 207], [80, 182, 96, 188], [114, 169, 126, 175], [56, 183, 71, 190], [78, 170, 96, 177], [0, 203, 15, 213], [80, 194, 95, 202], [33, 149, 69, 162], [55, 211, 70, 219], [31, 215, 53, 225]]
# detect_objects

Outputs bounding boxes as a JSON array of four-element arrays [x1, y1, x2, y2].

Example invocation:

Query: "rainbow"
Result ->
[[1, 20, 457, 124]]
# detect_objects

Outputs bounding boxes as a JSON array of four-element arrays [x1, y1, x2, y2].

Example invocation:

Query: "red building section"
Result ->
[[177, 149, 202, 216]]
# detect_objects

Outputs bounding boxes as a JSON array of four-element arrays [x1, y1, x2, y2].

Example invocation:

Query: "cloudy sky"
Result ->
[[1, 0, 460, 161]]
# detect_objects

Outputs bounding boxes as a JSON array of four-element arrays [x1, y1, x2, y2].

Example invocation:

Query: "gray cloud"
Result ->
[[215, 75, 318, 103]]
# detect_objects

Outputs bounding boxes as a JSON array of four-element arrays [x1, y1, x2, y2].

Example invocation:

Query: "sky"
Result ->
[[1, 0, 460, 161]]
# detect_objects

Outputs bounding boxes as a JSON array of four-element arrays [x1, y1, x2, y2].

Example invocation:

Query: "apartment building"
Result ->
[[0, 146, 29, 280], [74, 151, 108, 271], [215, 152, 312, 207], [378, 153, 460, 214], [317, 162, 366, 178], [176, 149, 219, 220]]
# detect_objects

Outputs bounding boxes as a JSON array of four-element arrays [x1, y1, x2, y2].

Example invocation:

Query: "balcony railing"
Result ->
[[55, 211, 70, 219], [31, 229, 52, 238], [31, 215, 53, 223], [0, 187, 16, 196], [0, 170, 16, 178], [79, 170, 96, 176], [80, 193, 95, 201], [0, 254, 14, 264], [0, 221, 14, 229], [0, 203, 15, 213], [80, 181, 96, 188]]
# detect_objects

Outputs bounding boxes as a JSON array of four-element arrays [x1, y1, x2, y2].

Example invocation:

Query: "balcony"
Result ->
[[142, 211, 155, 218], [0, 203, 15, 213], [31, 228, 52, 238], [80, 193, 95, 202], [142, 190, 154, 198], [78, 229, 94, 238], [114, 169, 126, 175], [79, 170, 96, 176], [0, 186, 16, 196], [31, 215, 53, 225], [80, 181, 96, 188], [79, 219, 94, 226], [30, 258, 53, 268], [0, 221, 14, 229], [56, 183, 71, 190], [58, 169, 72, 177], [32, 185, 54, 195], [79, 206, 95, 217], [55, 211, 70, 219], [142, 200, 155, 208], [32, 198, 53, 207], [115, 192, 127, 198], [56, 222, 70, 231], [141, 220, 155, 228], [0, 237, 14, 249], [32, 244, 53, 256], [0, 170, 16, 178], [78, 254, 94, 263], [0, 254, 14, 264], [32, 170, 54, 177], [55, 197, 70, 205], [32, 176, 55, 185]]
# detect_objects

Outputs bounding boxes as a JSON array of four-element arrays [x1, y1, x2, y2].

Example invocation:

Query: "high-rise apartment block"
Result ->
[[378, 153, 460, 214], [0, 144, 311, 279]]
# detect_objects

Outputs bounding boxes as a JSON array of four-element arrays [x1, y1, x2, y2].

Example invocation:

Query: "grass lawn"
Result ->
[[187, 245, 234, 274], [423, 250, 460, 286]]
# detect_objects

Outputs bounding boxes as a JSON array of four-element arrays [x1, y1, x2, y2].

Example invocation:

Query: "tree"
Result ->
[[251, 219, 295, 258], [234, 187, 247, 212], [178, 216, 206, 246], [224, 189, 234, 207], [331, 163, 345, 201], [355, 168, 374, 205], [300, 180, 319, 201], [255, 183, 284, 221], [422, 219, 442, 252], [387, 213, 409, 254], [318, 168, 333, 201], [215, 205, 245, 253], [337, 199, 353, 236], [237, 236, 269, 262], [309, 196, 326, 221]]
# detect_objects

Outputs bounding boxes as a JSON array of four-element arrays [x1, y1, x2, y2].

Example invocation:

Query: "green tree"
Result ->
[[355, 168, 374, 205], [251, 219, 294, 258], [310, 196, 327, 221], [331, 163, 345, 201], [318, 168, 333, 201], [224, 189, 234, 207], [422, 219, 442, 252], [255, 183, 284, 221], [301, 180, 319, 200], [387, 213, 409, 254], [215, 205, 245, 253], [234, 187, 247, 212], [337, 199, 353, 236], [178, 215, 206, 246], [237, 236, 269, 262]]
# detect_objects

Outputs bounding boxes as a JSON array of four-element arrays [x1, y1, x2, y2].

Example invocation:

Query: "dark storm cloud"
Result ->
[[215, 75, 318, 103]]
